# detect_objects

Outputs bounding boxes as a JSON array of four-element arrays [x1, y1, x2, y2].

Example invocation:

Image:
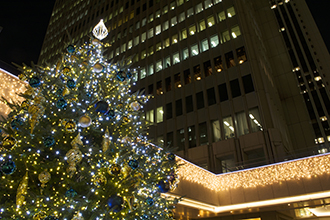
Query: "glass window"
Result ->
[[176, 128, 185, 151], [207, 16, 215, 27], [163, 21, 169, 31], [156, 106, 164, 123], [182, 48, 189, 60], [225, 51, 235, 68], [128, 40, 133, 49], [218, 11, 226, 21], [141, 32, 146, 42], [174, 73, 181, 88], [227, 6, 236, 18], [172, 34, 178, 44], [163, 5, 168, 14], [156, 42, 162, 51], [207, 87, 216, 105], [121, 43, 126, 52], [214, 56, 223, 72], [148, 84, 154, 95], [210, 35, 219, 48], [148, 28, 154, 39], [199, 122, 208, 145], [166, 77, 172, 92], [141, 49, 146, 60], [156, 81, 163, 95], [249, 107, 263, 132], [148, 64, 154, 76], [132, 71, 138, 82], [236, 111, 248, 137], [156, 60, 162, 72], [184, 69, 191, 85], [134, 36, 140, 46], [242, 74, 254, 94], [223, 116, 235, 139], [155, 25, 161, 35], [187, 7, 194, 17], [166, 103, 172, 119], [204, 0, 213, 9], [167, 132, 174, 147], [188, 125, 196, 148], [194, 64, 201, 81], [191, 44, 199, 56], [218, 83, 228, 102], [201, 39, 209, 52], [237, 46, 247, 64], [156, 135, 164, 146], [212, 120, 221, 142], [177, 0, 184, 6], [176, 99, 183, 116], [189, 24, 196, 35], [231, 25, 241, 38], [155, 10, 161, 18], [199, 19, 206, 32], [173, 52, 180, 64], [222, 30, 230, 42], [186, 95, 193, 113], [170, 1, 176, 10], [140, 68, 146, 79], [230, 79, 241, 98], [171, 17, 177, 26], [203, 60, 212, 77], [196, 91, 204, 109], [146, 109, 154, 123], [214, 0, 222, 4], [165, 56, 171, 68], [142, 17, 147, 26], [181, 28, 187, 40], [217, 155, 235, 173], [115, 47, 120, 56], [148, 45, 154, 56], [148, 13, 154, 23], [164, 38, 170, 48], [195, 3, 203, 14], [179, 12, 185, 22]]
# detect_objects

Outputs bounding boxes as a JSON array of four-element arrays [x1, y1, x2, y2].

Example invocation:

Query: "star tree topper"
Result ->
[[93, 19, 108, 40]]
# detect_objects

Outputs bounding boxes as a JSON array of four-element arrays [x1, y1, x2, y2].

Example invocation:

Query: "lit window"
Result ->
[[170, 1, 176, 10], [156, 107, 164, 123], [148, 13, 154, 23], [182, 48, 189, 60], [155, 10, 161, 18], [177, 0, 184, 6], [148, 45, 154, 56], [140, 68, 146, 79], [119, 6, 123, 13], [201, 39, 209, 52], [134, 36, 139, 46], [162, 21, 169, 31], [141, 50, 146, 59], [181, 28, 187, 40], [191, 44, 199, 56], [222, 30, 230, 42], [227, 6, 236, 18], [195, 3, 203, 13], [115, 47, 120, 56], [176, 128, 185, 150], [121, 44, 126, 52], [155, 25, 161, 35], [146, 109, 154, 123], [231, 25, 241, 38], [179, 12, 185, 22], [157, 81, 163, 95], [236, 46, 247, 64], [174, 73, 181, 88], [187, 7, 194, 17], [210, 35, 219, 47], [165, 56, 171, 68], [204, 0, 213, 9], [172, 34, 178, 44], [141, 32, 146, 42], [163, 5, 168, 14], [212, 120, 221, 142], [173, 52, 180, 64], [148, 28, 154, 39], [225, 51, 236, 68], [214, 56, 223, 72], [156, 60, 162, 72], [156, 42, 162, 51], [194, 65, 201, 81], [223, 116, 235, 139], [148, 64, 154, 76], [189, 24, 196, 35], [236, 111, 248, 136], [218, 11, 226, 21], [249, 108, 263, 132], [207, 16, 215, 27], [214, 0, 222, 4], [171, 17, 177, 26], [199, 19, 206, 31], [130, 11, 134, 19], [142, 17, 147, 26]]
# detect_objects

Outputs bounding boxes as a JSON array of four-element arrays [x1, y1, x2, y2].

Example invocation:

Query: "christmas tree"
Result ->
[[0, 20, 179, 219]]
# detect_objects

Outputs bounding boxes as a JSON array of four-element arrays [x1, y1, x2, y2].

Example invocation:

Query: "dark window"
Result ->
[[156, 81, 163, 95], [188, 125, 196, 148], [242, 74, 254, 93], [131, 0, 135, 4], [203, 60, 212, 77], [218, 83, 229, 102], [174, 73, 181, 88], [225, 51, 235, 68], [193, 65, 201, 81], [176, 99, 183, 116], [111, 1, 114, 7], [230, 79, 241, 98], [303, 93, 316, 120], [96, 10, 99, 17], [143, 3, 147, 11], [101, 7, 104, 14], [207, 88, 216, 105], [184, 69, 191, 84], [125, 2, 129, 9], [312, 90, 325, 117], [136, 7, 140, 15], [166, 132, 173, 147], [214, 56, 223, 72], [186, 95, 193, 113], [236, 47, 247, 64], [176, 129, 185, 151], [148, 84, 153, 95], [199, 122, 208, 145], [166, 103, 172, 119], [149, 0, 154, 7], [196, 91, 204, 109], [165, 77, 172, 92]]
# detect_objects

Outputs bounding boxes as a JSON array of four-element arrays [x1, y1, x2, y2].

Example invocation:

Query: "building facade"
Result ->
[[38, 0, 330, 174]]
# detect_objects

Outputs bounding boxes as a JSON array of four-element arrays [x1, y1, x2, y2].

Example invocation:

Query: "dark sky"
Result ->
[[0, 0, 329, 68]]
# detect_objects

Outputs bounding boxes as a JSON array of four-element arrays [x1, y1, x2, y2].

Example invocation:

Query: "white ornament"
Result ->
[[93, 19, 108, 41]]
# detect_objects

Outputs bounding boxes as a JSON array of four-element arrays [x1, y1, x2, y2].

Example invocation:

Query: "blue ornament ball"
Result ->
[[67, 79, 76, 89], [108, 194, 124, 212], [126, 71, 132, 79], [56, 98, 67, 109], [167, 153, 175, 161], [10, 118, 23, 130], [29, 76, 41, 88], [156, 180, 170, 193], [146, 197, 154, 206], [43, 136, 55, 147], [1, 160, 16, 175], [95, 100, 109, 113], [106, 109, 115, 119], [116, 71, 126, 82], [65, 188, 77, 198], [56, 88, 63, 97], [128, 159, 139, 170], [67, 44, 75, 53]]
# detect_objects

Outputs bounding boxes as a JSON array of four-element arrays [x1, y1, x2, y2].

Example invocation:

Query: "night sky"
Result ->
[[0, 0, 329, 68]]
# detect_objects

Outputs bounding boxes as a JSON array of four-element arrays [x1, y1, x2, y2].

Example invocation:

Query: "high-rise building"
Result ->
[[39, 0, 330, 174]]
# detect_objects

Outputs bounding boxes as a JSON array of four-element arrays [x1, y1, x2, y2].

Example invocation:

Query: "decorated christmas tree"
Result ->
[[0, 20, 179, 219]]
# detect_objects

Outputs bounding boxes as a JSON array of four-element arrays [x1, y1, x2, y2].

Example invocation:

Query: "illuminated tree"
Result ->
[[0, 21, 179, 220]]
